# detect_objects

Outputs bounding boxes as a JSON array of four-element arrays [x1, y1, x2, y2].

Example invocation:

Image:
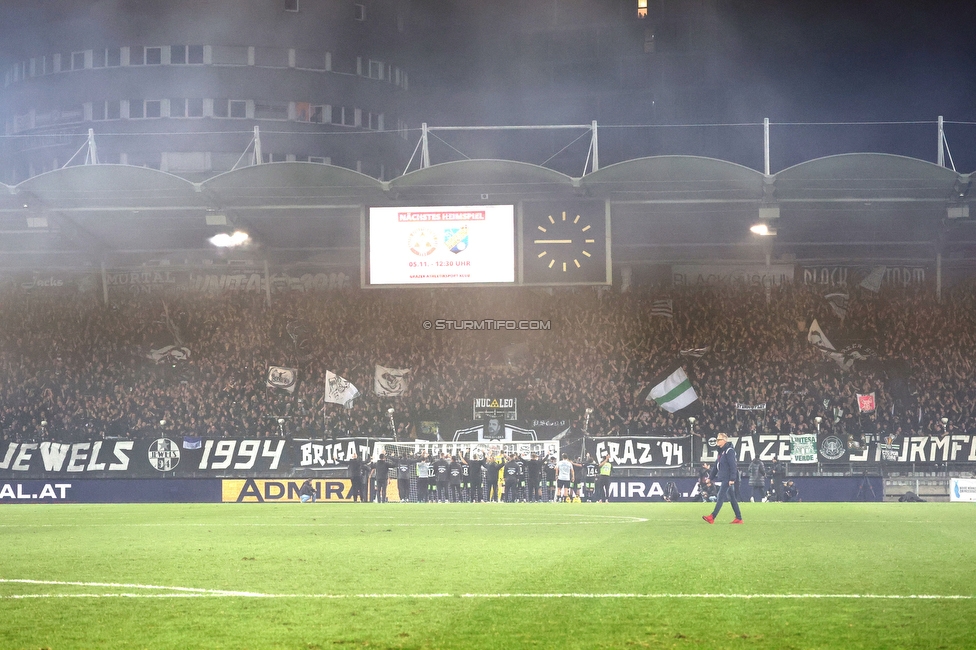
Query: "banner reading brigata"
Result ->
[[368, 205, 515, 285]]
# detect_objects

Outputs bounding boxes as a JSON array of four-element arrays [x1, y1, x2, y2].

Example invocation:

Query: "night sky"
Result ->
[[2, 0, 975, 170]]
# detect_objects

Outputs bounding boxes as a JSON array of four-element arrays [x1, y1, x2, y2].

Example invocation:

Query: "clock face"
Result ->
[[522, 202, 608, 284]]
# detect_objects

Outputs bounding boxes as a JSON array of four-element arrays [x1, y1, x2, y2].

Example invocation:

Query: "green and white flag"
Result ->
[[646, 367, 699, 413], [790, 433, 818, 464]]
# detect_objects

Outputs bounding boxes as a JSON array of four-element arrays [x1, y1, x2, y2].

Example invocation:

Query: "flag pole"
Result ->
[[580, 407, 592, 463]]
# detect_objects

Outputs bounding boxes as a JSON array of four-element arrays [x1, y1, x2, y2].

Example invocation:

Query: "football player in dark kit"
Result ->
[[702, 433, 743, 524], [544, 454, 558, 501], [503, 454, 520, 502], [395, 455, 412, 502], [371, 453, 394, 503], [515, 453, 529, 502], [361, 455, 375, 502], [448, 455, 463, 502], [467, 451, 485, 502], [526, 452, 543, 502], [459, 454, 472, 501], [347, 452, 365, 502], [582, 454, 599, 502], [432, 452, 451, 502]]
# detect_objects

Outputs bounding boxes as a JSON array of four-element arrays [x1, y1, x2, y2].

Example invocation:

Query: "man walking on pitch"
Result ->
[[703, 433, 743, 524]]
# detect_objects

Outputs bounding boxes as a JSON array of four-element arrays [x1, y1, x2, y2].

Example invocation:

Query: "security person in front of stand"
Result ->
[[702, 433, 743, 524], [596, 453, 612, 503]]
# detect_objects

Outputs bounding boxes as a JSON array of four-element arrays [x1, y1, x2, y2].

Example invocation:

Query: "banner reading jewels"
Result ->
[[0, 437, 390, 479]]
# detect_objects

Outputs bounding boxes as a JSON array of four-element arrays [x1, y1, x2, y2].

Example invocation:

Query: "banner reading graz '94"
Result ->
[[586, 436, 692, 468], [0, 437, 391, 479]]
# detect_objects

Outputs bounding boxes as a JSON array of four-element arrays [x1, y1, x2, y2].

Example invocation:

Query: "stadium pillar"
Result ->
[[763, 118, 770, 176], [590, 121, 599, 172], [937, 116, 944, 167], [263, 259, 272, 307], [937, 252, 942, 303], [254, 126, 262, 165], [100, 259, 109, 305]]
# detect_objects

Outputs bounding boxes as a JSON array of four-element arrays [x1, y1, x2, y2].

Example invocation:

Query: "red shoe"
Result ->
[[731, 518, 744, 524], [702, 514, 715, 524]]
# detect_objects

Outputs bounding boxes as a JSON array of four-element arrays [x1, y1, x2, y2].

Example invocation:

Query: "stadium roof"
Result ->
[[0, 154, 972, 272]]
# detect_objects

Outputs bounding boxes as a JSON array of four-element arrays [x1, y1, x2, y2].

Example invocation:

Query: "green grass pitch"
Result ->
[[1, 502, 974, 649]]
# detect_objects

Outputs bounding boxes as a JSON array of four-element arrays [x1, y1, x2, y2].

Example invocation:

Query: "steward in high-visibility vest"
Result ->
[[596, 456, 612, 503]]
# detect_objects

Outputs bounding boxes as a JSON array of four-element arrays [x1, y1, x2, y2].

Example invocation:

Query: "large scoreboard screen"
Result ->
[[367, 205, 516, 286]]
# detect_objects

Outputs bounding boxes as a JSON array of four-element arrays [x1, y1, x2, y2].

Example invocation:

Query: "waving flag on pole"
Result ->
[[860, 266, 886, 293], [651, 299, 674, 318], [374, 365, 411, 396], [825, 292, 849, 321], [857, 392, 876, 413], [641, 366, 699, 414], [266, 366, 298, 393], [324, 371, 360, 408]]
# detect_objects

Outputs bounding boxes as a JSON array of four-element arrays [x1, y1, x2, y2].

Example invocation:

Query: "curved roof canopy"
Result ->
[[0, 154, 972, 271], [774, 154, 963, 202], [580, 156, 765, 202], [388, 159, 577, 204]]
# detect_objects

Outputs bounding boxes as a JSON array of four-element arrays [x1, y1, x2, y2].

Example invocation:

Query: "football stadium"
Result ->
[[3, 2, 976, 648]]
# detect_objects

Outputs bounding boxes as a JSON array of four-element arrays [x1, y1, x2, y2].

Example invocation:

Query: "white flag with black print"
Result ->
[[148, 345, 191, 363], [825, 292, 849, 321], [860, 266, 886, 293], [324, 371, 360, 409], [266, 366, 298, 393], [374, 365, 410, 396]]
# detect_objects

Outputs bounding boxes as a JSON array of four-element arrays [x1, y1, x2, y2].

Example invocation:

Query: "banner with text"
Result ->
[[672, 264, 794, 287], [697, 433, 976, 465], [586, 436, 692, 469], [0, 437, 391, 479]]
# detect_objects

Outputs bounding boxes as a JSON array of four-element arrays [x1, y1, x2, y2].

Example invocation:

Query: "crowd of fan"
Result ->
[[1, 278, 975, 443]]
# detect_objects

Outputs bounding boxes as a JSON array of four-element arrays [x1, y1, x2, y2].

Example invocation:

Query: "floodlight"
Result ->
[[209, 231, 250, 247], [750, 223, 777, 236]]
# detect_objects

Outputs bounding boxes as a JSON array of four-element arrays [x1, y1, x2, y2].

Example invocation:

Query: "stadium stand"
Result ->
[[1, 280, 974, 443]]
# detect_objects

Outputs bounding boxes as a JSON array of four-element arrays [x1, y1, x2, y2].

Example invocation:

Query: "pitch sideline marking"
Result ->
[[0, 514, 649, 528], [0, 580, 970, 601]]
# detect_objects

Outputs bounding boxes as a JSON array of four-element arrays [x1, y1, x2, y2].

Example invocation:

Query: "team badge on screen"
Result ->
[[408, 228, 438, 256], [444, 226, 469, 254]]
